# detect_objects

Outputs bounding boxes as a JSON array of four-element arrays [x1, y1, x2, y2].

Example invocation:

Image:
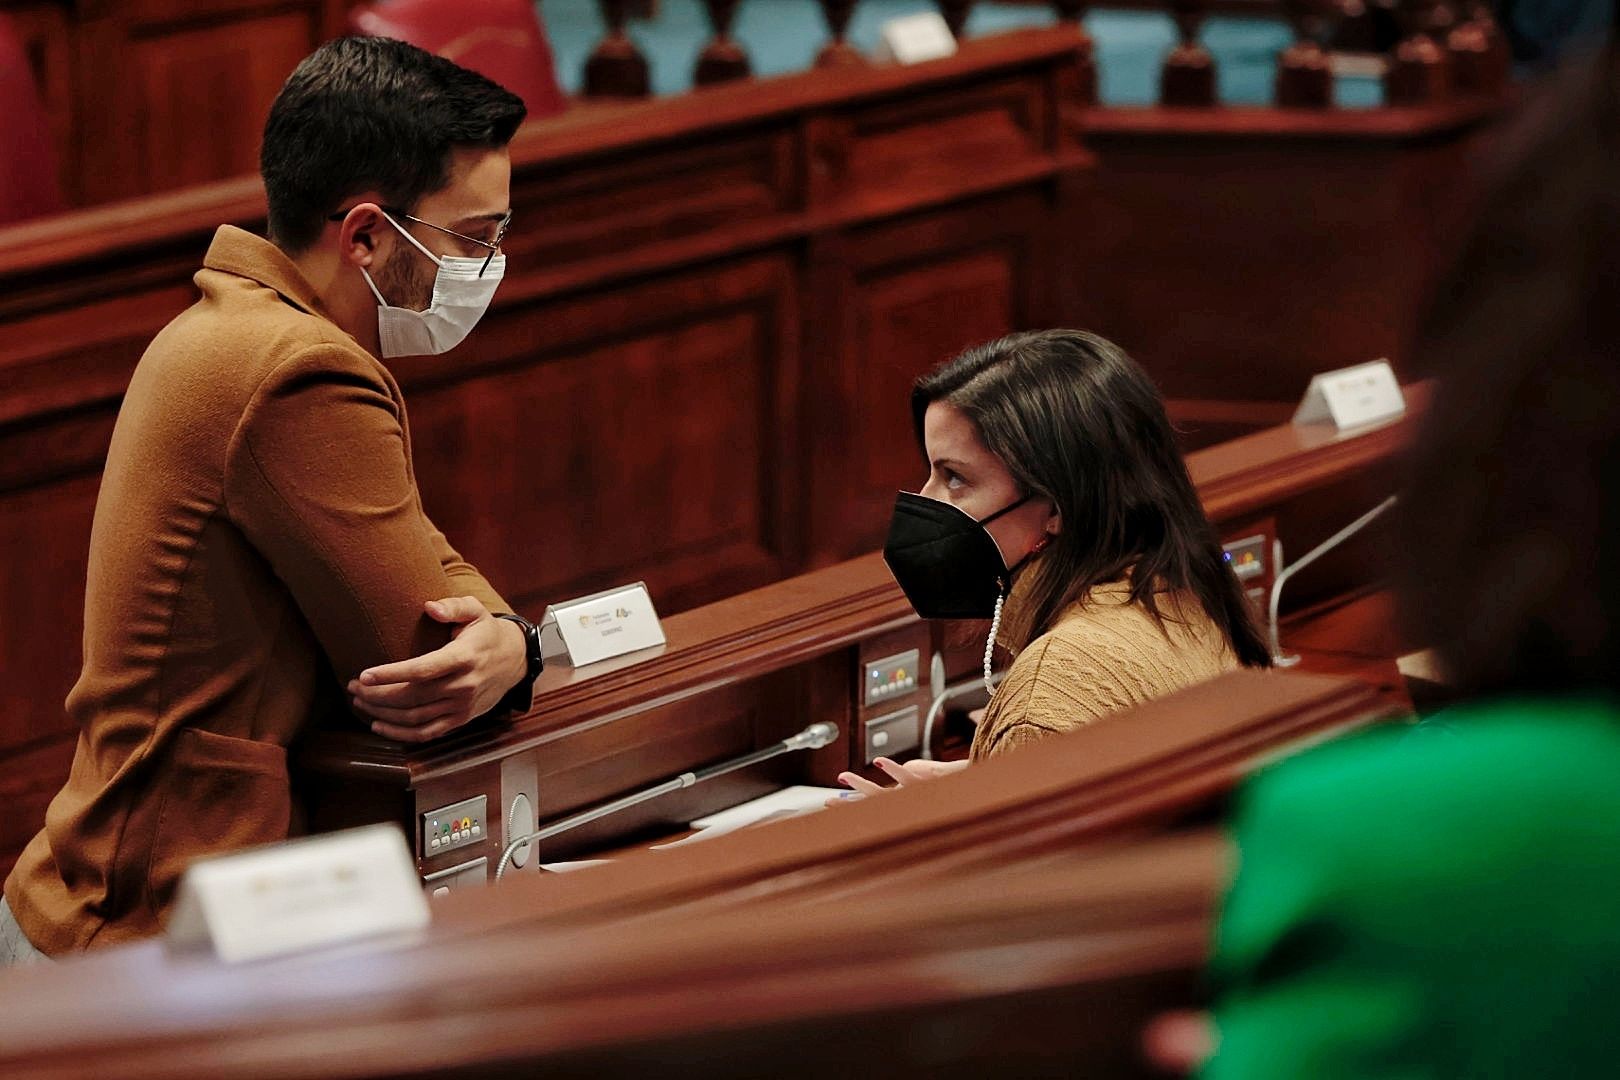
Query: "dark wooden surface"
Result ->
[[450, 668, 1389, 928], [298, 553, 927, 870], [0, 20, 1504, 883], [0, 666, 1400, 1080], [0, 0, 350, 208], [1068, 100, 1503, 407], [0, 835, 1220, 1079]]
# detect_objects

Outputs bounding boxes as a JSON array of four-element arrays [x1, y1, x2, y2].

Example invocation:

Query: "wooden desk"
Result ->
[[0, 836, 1221, 1080], [0, 667, 1396, 1080], [296, 398, 1422, 888]]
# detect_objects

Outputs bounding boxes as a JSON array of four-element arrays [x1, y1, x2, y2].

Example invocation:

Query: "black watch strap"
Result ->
[[492, 612, 543, 715]]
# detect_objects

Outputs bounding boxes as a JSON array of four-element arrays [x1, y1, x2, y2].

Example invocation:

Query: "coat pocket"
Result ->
[[146, 728, 292, 914]]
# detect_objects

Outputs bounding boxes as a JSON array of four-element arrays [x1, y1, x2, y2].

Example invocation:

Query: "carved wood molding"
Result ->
[[1081, 93, 1510, 141]]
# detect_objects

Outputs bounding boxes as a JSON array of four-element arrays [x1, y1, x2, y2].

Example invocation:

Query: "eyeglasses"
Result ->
[[327, 205, 512, 278]]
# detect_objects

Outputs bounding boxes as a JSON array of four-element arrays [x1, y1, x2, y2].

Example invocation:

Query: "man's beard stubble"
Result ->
[[373, 244, 435, 313]]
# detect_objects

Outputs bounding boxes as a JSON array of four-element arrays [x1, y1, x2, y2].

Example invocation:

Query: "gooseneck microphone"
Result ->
[[1268, 495, 1399, 667], [494, 721, 839, 880]]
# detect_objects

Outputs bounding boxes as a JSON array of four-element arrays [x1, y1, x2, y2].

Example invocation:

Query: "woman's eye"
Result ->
[[945, 471, 965, 491]]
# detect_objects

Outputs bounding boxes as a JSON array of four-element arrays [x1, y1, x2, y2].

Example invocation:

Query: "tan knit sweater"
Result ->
[[969, 580, 1238, 761]]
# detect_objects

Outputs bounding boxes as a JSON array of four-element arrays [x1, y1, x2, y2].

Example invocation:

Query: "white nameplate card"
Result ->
[[166, 824, 429, 964], [540, 581, 666, 668], [1293, 359, 1406, 431], [874, 13, 958, 65]]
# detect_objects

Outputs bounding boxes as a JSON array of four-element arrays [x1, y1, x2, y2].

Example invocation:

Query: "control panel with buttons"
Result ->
[[422, 795, 487, 858], [863, 648, 920, 706], [1221, 519, 1277, 624], [1222, 533, 1268, 581]]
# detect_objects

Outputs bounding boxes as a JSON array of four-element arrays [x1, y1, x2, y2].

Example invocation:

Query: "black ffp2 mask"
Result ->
[[882, 491, 1030, 619]]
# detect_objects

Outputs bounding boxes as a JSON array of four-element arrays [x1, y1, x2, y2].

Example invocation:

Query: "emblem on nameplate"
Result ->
[[539, 582, 667, 668]]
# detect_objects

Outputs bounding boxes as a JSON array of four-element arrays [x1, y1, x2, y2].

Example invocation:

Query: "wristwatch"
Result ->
[[492, 612, 544, 715]]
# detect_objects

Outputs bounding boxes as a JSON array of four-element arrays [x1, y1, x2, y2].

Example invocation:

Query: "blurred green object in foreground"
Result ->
[[1207, 695, 1620, 1080]]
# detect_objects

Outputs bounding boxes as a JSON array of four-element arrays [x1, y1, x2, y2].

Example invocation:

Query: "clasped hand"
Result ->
[[347, 596, 527, 743]]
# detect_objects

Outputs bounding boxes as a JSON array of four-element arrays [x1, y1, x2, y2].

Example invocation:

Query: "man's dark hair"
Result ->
[[913, 329, 1273, 667], [260, 36, 527, 253]]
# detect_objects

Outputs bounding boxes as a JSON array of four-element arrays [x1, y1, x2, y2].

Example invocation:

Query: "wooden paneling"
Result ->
[[0, 735, 77, 868], [0, 0, 344, 207], [508, 129, 799, 274], [0, 475, 97, 742], [806, 193, 1044, 563], [0, 476, 95, 875], [3, 3, 73, 202], [838, 74, 1057, 208], [403, 253, 802, 614], [126, 10, 318, 194], [1070, 102, 1505, 404]]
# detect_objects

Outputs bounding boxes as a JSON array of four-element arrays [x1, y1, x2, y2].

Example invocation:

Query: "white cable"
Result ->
[[917, 594, 1010, 761], [919, 667, 1004, 761]]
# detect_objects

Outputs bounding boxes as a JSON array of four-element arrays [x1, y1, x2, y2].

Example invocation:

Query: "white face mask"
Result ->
[[361, 211, 505, 358]]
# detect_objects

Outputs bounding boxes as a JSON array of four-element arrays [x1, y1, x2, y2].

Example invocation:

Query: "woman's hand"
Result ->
[[825, 756, 970, 806]]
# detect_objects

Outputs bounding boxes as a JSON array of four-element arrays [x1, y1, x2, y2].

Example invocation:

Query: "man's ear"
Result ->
[[337, 203, 387, 269]]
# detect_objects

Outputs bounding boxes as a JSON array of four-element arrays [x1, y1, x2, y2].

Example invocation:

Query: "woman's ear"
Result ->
[[1046, 504, 1062, 536]]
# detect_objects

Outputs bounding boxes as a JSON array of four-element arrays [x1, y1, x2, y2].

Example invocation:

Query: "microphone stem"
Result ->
[[1268, 495, 1399, 666], [494, 722, 837, 880]]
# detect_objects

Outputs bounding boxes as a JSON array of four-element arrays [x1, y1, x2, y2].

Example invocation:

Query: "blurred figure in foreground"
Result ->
[[1198, 49, 1620, 1079]]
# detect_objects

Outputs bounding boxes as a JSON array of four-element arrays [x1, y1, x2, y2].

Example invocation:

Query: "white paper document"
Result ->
[[650, 786, 846, 850]]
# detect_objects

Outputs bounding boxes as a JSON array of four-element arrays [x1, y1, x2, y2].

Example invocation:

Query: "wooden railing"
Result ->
[[576, 0, 1509, 108], [2, 0, 1511, 214]]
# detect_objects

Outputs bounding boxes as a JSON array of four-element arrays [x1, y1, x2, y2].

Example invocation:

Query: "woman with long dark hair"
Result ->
[[848, 328, 1268, 790]]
